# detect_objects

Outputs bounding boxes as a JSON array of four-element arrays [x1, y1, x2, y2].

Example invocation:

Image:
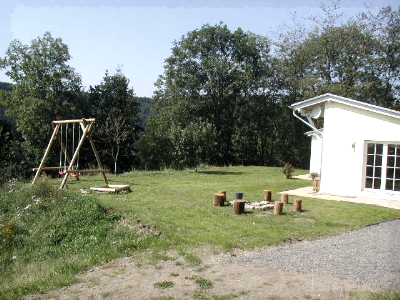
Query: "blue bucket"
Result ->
[[235, 192, 243, 199]]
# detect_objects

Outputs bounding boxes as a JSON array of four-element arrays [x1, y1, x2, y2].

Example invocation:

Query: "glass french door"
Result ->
[[365, 143, 400, 192]]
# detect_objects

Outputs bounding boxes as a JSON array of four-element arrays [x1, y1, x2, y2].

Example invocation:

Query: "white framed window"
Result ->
[[365, 142, 400, 192]]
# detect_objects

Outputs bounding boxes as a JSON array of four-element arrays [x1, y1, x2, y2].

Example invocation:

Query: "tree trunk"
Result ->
[[113, 145, 120, 175]]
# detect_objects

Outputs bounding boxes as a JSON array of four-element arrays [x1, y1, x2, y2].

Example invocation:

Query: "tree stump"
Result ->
[[214, 193, 225, 206], [293, 198, 302, 212], [234, 200, 247, 214], [273, 201, 284, 215], [263, 190, 272, 202], [281, 193, 289, 204], [219, 190, 227, 204]]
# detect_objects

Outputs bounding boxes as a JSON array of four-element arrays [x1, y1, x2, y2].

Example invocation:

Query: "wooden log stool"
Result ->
[[214, 193, 225, 206], [219, 190, 227, 204], [293, 198, 302, 212], [281, 193, 289, 204], [273, 201, 284, 215], [263, 190, 272, 202], [234, 200, 247, 214]]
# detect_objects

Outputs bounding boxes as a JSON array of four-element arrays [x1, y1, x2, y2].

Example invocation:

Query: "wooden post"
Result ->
[[32, 124, 60, 185], [214, 193, 225, 206], [219, 190, 227, 204], [234, 200, 246, 214], [281, 193, 289, 204], [263, 190, 272, 202], [294, 199, 302, 212], [273, 201, 284, 215], [88, 135, 109, 185], [313, 178, 320, 191]]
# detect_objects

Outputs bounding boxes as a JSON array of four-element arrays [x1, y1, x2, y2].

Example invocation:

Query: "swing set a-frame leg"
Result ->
[[88, 136, 109, 185], [32, 124, 60, 185]]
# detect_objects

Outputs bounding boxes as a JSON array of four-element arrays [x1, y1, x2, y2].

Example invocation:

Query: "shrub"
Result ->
[[282, 163, 295, 178]]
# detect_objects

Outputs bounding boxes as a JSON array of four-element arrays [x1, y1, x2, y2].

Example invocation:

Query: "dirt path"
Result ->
[[25, 249, 377, 300]]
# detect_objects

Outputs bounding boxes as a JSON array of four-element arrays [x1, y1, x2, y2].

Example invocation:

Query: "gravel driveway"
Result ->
[[226, 218, 400, 290]]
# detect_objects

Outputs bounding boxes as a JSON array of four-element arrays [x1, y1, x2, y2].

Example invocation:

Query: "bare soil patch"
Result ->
[[24, 249, 376, 300]]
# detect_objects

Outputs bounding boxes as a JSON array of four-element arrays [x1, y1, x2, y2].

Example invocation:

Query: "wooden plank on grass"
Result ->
[[90, 185, 130, 193]]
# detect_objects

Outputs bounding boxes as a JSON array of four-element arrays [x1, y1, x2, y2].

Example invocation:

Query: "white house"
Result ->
[[291, 93, 400, 200]]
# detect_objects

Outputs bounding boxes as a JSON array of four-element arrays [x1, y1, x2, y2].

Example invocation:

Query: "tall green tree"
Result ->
[[275, 4, 399, 107], [88, 69, 141, 173], [0, 32, 83, 162], [143, 23, 272, 168], [269, 3, 400, 169], [361, 5, 400, 107]]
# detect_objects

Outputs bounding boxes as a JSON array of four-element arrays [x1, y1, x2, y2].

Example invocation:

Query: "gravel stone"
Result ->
[[225, 218, 400, 289]]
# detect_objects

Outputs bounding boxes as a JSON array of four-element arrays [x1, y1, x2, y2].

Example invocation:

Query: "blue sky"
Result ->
[[1, 0, 398, 97]]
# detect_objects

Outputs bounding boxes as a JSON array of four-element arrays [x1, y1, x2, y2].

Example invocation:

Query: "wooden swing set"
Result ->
[[32, 118, 130, 192]]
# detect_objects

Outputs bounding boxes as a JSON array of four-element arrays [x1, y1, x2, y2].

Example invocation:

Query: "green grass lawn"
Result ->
[[72, 166, 399, 251], [1, 166, 399, 299]]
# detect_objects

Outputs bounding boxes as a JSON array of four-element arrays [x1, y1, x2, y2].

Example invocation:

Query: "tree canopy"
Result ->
[[0, 32, 84, 161], [88, 69, 141, 174], [141, 23, 274, 168], [0, 4, 399, 181]]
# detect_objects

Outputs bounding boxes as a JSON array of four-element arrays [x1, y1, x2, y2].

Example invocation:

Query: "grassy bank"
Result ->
[[1, 166, 399, 299]]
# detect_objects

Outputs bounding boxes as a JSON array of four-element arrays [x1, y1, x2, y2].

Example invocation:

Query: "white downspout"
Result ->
[[292, 109, 324, 190], [292, 109, 323, 137]]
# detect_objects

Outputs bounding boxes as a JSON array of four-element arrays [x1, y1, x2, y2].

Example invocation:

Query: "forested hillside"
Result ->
[[138, 96, 153, 129], [0, 4, 398, 183]]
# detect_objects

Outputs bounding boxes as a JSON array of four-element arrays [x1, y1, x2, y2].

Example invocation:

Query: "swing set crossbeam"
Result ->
[[65, 169, 110, 173], [52, 118, 96, 124], [32, 167, 61, 171], [32, 167, 110, 173]]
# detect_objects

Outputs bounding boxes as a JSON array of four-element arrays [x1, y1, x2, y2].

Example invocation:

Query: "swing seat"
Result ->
[[58, 171, 66, 175], [71, 173, 80, 177]]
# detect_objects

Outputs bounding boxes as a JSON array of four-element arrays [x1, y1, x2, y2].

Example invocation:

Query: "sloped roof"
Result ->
[[291, 93, 400, 120]]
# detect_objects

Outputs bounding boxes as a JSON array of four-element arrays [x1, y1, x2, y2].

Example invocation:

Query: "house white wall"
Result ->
[[320, 101, 400, 198], [310, 135, 322, 175]]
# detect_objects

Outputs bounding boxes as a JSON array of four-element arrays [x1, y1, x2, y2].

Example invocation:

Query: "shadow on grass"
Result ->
[[197, 171, 244, 176]]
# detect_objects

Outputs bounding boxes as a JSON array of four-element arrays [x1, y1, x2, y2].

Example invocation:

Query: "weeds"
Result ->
[[186, 275, 213, 289], [368, 290, 400, 300], [212, 295, 238, 300], [182, 252, 202, 266], [153, 281, 175, 289]]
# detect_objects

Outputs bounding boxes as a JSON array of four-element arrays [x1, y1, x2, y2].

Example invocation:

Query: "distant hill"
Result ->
[[0, 82, 12, 120], [137, 96, 153, 129], [0, 81, 12, 91]]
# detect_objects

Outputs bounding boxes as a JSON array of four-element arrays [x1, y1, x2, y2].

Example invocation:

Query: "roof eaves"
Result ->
[[291, 93, 400, 120]]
